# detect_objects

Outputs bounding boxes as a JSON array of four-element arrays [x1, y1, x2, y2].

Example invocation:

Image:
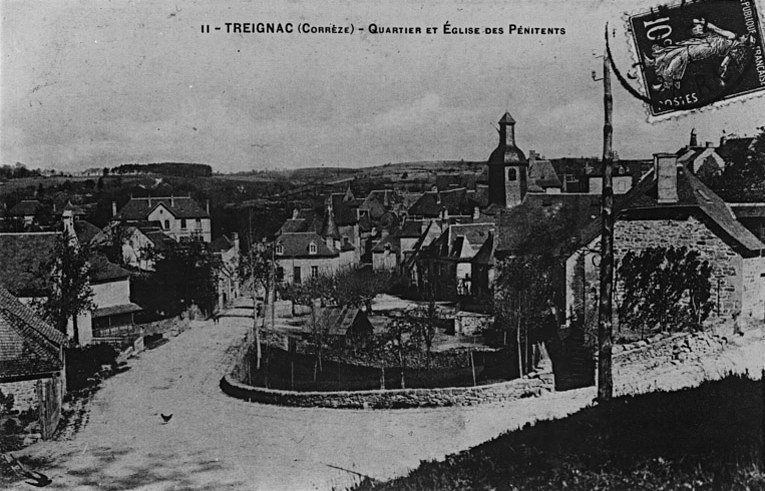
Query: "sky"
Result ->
[[1, 0, 763, 173]]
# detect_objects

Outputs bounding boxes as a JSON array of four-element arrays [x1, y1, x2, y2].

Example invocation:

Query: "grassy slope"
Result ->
[[355, 375, 765, 490]]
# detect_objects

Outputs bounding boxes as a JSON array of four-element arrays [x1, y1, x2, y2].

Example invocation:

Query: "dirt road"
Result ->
[[9, 304, 765, 490]]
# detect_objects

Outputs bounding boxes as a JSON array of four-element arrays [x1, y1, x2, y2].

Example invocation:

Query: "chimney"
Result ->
[[170, 196, 175, 207], [473, 206, 480, 220], [231, 232, 240, 251], [705, 141, 713, 148], [206, 199, 210, 214], [654, 153, 679, 204], [689, 128, 698, 147], [111, 201, 118, 217], [529, 150, 538, 161], [292, 208, 300, 220]]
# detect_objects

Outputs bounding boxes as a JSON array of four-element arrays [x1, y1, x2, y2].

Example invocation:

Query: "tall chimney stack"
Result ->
[[654, 153, 679, 204], [112, 201, 118, 218]]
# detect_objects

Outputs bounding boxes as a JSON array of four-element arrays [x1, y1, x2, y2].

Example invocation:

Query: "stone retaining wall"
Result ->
[[612, 329, 729, 392], [220, 370, 554, 409]]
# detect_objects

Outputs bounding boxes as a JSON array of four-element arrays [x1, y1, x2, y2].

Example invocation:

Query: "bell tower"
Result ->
[[487, 112, 528, 208]]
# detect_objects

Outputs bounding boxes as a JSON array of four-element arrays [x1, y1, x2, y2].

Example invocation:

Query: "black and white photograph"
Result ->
[[1, 0, 764, 489]]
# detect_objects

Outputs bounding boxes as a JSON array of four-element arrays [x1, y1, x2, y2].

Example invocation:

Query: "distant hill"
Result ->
[[111, 162, 213, 178]]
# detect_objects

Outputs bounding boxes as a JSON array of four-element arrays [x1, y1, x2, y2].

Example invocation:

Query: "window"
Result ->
[[311, 265, 318, 278], [163, 220, 170, 229], [195, 218, 202, 228], [275, 244, 284, 255], [309, 242, 317, 255], [507, 168, 517, 181], [180, 218, 187, 229], [276, 266, 284, 282], [293, 267, 302, 284]]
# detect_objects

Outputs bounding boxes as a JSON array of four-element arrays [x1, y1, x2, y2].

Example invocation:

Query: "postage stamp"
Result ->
[[627, 0, 765, 118]]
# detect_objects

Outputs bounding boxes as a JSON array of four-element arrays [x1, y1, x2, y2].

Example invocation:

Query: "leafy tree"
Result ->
[[38, 231, 94, 342], [134, 240, 220, 317], [402, 301, 441, 368], [278, 266, 392, 311], [617, 246, 714, 334]]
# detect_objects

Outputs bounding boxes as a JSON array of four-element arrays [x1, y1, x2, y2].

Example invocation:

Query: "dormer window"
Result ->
[[309, 242, 317, 255], [275, 244, 284, 255]]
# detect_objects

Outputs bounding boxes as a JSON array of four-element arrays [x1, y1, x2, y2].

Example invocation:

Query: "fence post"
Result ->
[[470, 351, 477, 386]]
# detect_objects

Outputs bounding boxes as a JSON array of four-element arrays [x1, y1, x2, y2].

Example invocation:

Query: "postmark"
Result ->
[[626, 0, 765, 119]]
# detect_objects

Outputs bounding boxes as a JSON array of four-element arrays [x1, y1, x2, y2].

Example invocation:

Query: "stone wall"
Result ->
[[742, 256, 765, 321], [612, 329, 729, 391], [570, 216, 746, 328], [221, 370, 553, 409], [0, 379, 38, 411]]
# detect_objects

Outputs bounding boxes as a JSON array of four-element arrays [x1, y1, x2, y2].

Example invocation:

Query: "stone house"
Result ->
[[565, 153, 765, 328], [116, 222, 176, 271], [275, 195, 360, 284], [7, 199, 46, 228], [275, 232, 355, 285], [112, 195, 212, 243], [88, 255, 143, 347], [0, 213, 142, 347], [211, 232, 241, 309], [0, 285, 67, 440], [416, 222, 496, 300]]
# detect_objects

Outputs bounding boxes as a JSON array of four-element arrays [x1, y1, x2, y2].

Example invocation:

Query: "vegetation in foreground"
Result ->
[[353, 375, 765, 490]]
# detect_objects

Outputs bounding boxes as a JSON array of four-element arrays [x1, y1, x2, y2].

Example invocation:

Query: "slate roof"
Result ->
[[448, 223, 495, 251], [331, 193, 358, 226], [360, 190, 401, 213], [310, 305, 372, 337], [92, 302, 143, 318], [529, 159, 562, 189], [275, 232, 338, 258], [400, 220, 425, 238], [8, 199, 44, 217], [407, 188, 474, 218], [0, 285, 66, 380], [471, 232, 495, 265], [614, 165, 764, 256], [0, 232, 59, 296], [115, 196, 210, 221], [89, 255, 131, 284], [371, 234, 401, 254], [74, 220, 102, 245], [495, 194, 601, 256], [210, 234, 235, 253]]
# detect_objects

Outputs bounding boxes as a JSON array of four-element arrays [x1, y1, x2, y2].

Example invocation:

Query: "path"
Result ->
[[9, 304, 765, 490]]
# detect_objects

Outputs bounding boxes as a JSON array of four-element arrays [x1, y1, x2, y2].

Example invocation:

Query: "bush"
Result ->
[[65, 344, 119, 391]]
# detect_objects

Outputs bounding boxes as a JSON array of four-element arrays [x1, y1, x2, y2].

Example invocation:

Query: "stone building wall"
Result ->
[[568, 216, 746, 329], [0, 379, 38, 411]]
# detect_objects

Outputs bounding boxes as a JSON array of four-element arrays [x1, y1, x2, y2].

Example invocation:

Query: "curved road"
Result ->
[[12, 303, 765, 490]]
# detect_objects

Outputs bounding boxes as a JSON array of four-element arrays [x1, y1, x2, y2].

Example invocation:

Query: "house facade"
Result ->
[[113, 196, 212, 243], [0, 286, 67, 440], [565, 153, 765, 329]]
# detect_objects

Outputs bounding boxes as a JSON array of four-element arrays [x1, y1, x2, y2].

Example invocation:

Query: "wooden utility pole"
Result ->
[[249, 208, 262, 370], [596, 34, 615, 402]]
